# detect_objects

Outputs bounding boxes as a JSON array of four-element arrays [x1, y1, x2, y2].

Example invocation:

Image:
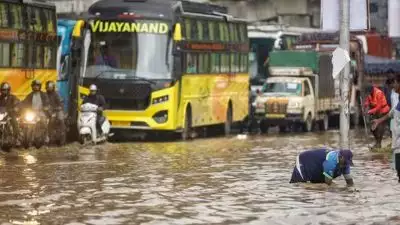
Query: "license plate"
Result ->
[[266, 114, 285, 118], [112, 121, 130, 127]]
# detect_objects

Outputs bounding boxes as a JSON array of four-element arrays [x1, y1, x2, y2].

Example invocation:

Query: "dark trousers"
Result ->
[[395, 153, 400, 182], [10, 116, 19, 140], [371, 113, 386, 147]]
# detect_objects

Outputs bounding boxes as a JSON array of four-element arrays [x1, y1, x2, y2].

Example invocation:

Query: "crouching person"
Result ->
[[290, 148, 354, 187]]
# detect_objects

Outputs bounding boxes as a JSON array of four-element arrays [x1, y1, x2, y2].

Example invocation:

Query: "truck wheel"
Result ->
[[224, 106, 232, 136], [278, 125, 287, 133], [319, 114, 329, 131], [303, 114, 313, 132], [259, 120, 269, 133]]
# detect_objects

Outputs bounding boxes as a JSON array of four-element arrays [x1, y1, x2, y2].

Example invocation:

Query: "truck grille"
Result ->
[[266, 101, 288, 114]]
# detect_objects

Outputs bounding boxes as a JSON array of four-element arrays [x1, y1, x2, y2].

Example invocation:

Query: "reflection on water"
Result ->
[[0, 129, 399, 224]]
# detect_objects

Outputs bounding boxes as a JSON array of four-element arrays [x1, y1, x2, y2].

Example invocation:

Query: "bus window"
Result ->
[[213, 21, 220, 41], [230, 53, 239, 73], [0, 43, 10, 66], [221, 53, 229, 73], [229, 23, 238, 42], [208, 21, 214, 41], [281, 35, 298, 50], [35, 46, 43, 68], [185, 53, 197, 74], [42, 9, 56, 32], [219, 23, 229, 42], [199, 53, 209, 74], [239, 24, 246, 42], [27, 7, 44, 32], [44, 46, 56, 68], [27, 44, 43, 68], [240, 53, 248, 72], [197, 20, 203, 40], [190, 19, 198, 40], [0, 3, 8, 28], [9, 4, 23, 29], [184, 18, 191, 40], [211, 53, 220, 73], [202, 21, 209, 41], [11, 43, 25, 67]]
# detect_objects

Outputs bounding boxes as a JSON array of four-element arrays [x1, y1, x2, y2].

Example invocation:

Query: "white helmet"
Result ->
[[89, 84, 97, 91]]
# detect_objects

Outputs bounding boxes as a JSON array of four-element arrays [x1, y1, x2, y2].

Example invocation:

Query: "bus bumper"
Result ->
[[104, 108, 176, 131]]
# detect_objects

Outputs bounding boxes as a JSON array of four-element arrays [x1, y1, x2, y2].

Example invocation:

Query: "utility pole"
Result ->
[[339, 0, 350, 149]]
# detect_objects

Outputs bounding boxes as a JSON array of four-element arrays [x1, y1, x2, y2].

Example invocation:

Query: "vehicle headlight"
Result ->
[[288, 101, 302, 109], [152, 95, 169, 105], [25, 112, 36, 122]]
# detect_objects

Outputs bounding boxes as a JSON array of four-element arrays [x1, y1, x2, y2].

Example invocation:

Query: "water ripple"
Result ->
[[0, 130, 398, 224]]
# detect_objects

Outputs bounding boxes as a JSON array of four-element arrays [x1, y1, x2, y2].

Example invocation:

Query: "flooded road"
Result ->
[[0, 129, 399, 225]]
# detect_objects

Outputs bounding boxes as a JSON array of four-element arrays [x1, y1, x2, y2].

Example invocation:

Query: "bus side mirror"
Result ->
[[173, 23, 182, 41]]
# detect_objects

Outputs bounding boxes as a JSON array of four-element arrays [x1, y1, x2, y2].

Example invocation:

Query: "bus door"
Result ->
[[56, 27, 70, 114], [77, 24, 91, 108]]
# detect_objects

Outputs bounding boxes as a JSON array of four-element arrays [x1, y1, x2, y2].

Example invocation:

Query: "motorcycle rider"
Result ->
[[45, 81, 66, 141], [22, 80, 50, 123], [0, 82, 20, 144], [82, 84, 106, 135]]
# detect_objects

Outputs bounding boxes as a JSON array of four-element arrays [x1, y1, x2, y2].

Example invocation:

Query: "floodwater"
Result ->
[[0, 129, 399, 225]]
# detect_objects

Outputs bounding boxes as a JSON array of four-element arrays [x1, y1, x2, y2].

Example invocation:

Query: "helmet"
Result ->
[[0, 82, 10, 95], [46, 81, 55, 92], [31, 80, 41, 87], [89, 84, 97, 91]]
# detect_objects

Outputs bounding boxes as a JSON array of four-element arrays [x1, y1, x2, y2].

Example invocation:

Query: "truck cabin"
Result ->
[[258, 67, 314, 97], [248, 25, 318, 87]]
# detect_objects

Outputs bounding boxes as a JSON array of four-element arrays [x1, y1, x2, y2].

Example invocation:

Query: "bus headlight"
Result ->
[[152, 110, 168, 124], [152, 95, 169, 105]]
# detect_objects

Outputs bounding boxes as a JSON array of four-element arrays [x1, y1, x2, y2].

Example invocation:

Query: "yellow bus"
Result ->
[[0, 0, 58, 99], [80, 0, 249, 140]]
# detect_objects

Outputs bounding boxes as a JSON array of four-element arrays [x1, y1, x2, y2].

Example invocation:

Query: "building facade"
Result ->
[[210, 0, 320, 27]]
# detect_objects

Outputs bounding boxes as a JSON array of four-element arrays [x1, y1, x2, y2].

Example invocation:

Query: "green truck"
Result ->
[[253, 50, 341, 133]]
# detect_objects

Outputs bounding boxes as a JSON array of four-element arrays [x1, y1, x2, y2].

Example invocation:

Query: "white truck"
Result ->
[[253, 50, 340, 133]]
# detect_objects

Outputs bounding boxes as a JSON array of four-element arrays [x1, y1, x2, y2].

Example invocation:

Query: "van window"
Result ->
[[304, 81, 311, 96]]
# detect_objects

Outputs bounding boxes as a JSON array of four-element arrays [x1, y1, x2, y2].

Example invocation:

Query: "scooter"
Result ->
[[78, 103, 110, 144]]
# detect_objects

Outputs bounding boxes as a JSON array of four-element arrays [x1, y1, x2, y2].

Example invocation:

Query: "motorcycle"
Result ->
[[0, 107, 14, 151], [78, 103, 110, 144], [20, 109, 46, 149], [48, 110, 66, 146]]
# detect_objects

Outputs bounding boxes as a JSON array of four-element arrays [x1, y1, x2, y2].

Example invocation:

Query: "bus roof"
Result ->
[[23, 0, 55, 9], [248, 24, 320, 33], [88, 0, 241, 22], [248, 25, 320, 39], [2, 0, 55, 8]]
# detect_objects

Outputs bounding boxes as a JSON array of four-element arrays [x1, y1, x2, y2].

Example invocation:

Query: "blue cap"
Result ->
[[340, 149, 354, 166]]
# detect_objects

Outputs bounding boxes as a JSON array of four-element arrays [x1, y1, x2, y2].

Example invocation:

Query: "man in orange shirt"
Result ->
[[364, 85, 391, 149]]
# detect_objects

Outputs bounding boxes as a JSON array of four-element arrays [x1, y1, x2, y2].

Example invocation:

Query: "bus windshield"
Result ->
[[262, 82, 302, 96], [86, 20, 172, 80]]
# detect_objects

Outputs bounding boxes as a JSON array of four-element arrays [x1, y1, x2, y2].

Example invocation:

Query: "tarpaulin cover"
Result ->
[[364, 55, 400, 74], [269, 51, 319, 72]]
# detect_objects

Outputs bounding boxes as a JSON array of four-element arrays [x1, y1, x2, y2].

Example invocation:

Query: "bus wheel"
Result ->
[[182, 108, 192, 141], [224, 105, 232, 136]]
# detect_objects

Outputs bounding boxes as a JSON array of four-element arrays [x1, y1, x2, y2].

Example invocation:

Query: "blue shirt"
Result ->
[[298, 149, 350, 183]]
